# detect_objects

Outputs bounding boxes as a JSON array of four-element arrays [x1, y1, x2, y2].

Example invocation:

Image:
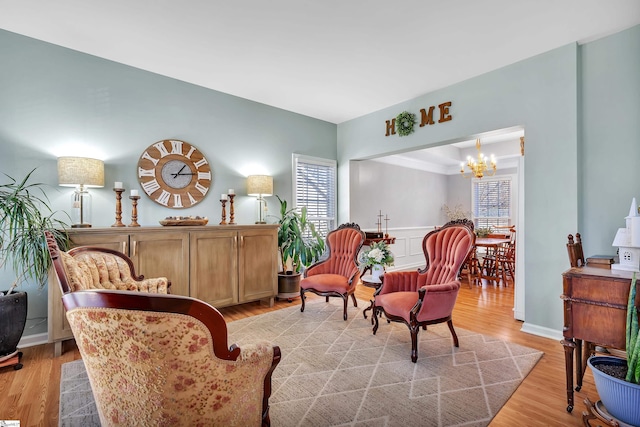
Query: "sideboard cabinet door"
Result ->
[[130, 232, 190, 296], [238, 228, 277, 305], [69, 232, 129, 253], [190, 230, 238, 307]]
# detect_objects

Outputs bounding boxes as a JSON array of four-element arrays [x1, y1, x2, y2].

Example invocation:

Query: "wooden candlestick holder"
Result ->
[[220, 199, 227, 225], [112, 188, 126, 227], [228, 194, 236, 225], [128, 196, 140, 227]]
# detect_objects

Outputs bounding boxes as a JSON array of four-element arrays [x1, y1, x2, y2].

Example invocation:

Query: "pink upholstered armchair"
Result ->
[[300, 223, 366, 320], [62, 290, 281, 426], [373, 219, 475, 362]]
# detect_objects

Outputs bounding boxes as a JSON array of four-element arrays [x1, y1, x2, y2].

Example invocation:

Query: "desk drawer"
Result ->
[[569, 276, 629, 305]]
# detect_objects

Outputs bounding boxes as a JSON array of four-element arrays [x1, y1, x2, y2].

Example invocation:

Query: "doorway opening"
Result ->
[[348, 127, 525, 320]]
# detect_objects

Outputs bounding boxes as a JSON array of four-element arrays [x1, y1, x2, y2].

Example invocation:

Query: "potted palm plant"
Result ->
[[0, 169, 69, 365], [587, 272, 640, 425], [274, 195, 325, 301]]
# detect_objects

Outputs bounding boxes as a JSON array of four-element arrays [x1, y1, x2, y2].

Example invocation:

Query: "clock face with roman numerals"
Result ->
[[137, 140, 212, 209]]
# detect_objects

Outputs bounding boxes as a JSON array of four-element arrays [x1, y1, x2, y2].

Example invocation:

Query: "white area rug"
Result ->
[[60, 298, 543, 426]]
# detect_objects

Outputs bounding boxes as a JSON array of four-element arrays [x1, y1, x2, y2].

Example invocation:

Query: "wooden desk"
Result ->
[[560, 266, 635, 413]]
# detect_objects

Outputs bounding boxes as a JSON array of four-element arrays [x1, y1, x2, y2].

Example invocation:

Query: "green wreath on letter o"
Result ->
[[395, 111, 416, 137]]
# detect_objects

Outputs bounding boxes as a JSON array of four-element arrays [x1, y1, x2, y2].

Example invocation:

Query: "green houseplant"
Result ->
[[0, 169, 69, 360], [274, 195, 325, 300], [587, 273, 640, 425]]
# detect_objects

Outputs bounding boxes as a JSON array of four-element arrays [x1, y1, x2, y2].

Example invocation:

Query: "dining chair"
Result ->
[[567, 233, 586, 267], [462, 249, 481, 287], [300, 223, 366, 321], [497, 239, 516, 282], [480, 247, 504, 285], [492, 229, 516, 284], [372, 219, 475, 362]]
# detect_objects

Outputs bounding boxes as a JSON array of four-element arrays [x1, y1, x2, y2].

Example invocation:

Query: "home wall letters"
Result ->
[[385, 101, 453, 137]]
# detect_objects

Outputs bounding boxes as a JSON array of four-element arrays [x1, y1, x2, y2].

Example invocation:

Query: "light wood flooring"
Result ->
[[0, 278, 598, 426]]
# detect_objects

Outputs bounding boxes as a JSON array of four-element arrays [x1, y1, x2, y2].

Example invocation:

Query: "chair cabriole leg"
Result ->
[[372, 307, 380, 334], [410, 325, 419, 363], [447, 319, 459, 347]]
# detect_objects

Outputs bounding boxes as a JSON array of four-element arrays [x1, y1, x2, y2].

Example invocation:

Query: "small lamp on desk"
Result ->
[[58, 157, 104, 228]]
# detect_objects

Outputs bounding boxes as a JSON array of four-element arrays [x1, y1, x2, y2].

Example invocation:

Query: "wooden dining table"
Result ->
[[474, 237, 511, 283]]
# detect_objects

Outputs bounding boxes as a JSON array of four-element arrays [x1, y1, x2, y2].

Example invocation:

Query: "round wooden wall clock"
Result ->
[[137, 140, 212, 208]]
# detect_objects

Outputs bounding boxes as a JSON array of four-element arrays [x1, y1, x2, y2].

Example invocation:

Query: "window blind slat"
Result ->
[[472, 177, 511, 229], [293, 154, 336, 237]]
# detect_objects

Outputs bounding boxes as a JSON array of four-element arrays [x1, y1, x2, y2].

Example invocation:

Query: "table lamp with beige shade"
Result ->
[[58, 157, 104, 228], [247, 175, 273, 224]]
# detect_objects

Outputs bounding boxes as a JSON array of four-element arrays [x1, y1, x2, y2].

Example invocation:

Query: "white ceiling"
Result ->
[[1, 1, 639, 124]]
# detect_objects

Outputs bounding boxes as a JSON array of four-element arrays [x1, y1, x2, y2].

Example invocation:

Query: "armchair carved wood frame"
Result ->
[[62, 290, 281, 427], [372, 219, 475, 362], [47, 232, 281, 426], [300, 223, 366, 321]]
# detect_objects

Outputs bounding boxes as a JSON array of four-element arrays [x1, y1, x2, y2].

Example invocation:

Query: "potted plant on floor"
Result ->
[[274, 195, 325, 301], [587, 272, 640, 425], [0, 169, 69, 368]]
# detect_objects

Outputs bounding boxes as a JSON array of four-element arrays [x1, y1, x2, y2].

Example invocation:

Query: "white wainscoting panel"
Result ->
[[362, 227, 436, 272]]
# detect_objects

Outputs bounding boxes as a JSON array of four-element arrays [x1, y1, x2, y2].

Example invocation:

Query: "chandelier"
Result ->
[[460, 139, 496, 179]]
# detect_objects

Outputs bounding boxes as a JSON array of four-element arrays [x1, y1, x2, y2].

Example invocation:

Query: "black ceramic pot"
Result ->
[[277, 272, 302, 300], [0, 291, 28, 357]]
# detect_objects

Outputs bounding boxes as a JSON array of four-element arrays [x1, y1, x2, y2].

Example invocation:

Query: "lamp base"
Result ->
[[255, 221, 266, 224], [71, 224, 92, 228]]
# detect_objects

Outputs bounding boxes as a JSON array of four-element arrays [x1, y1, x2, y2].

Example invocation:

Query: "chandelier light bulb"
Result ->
[[460, 139, 498, 179]]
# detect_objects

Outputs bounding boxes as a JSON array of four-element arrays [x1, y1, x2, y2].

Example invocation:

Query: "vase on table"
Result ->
[[371, 264, 384, 280]]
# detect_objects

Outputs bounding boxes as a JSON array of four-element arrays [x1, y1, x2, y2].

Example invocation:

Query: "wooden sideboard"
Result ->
[[560, 266, 636, 413], [48, 225, 278, 356]]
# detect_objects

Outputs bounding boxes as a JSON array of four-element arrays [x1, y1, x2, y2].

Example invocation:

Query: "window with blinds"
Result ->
[[293, 154, 336, 237], [472, 176, 511, 230]]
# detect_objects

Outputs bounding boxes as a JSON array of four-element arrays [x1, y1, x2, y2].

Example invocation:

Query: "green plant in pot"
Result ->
[[274, 195, 325, 300], [475, 227, 492, 238], [0, 169, 69, 363], [587, 272, 640, 425]]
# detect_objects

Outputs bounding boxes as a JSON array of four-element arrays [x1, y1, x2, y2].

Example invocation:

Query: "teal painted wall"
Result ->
[[338, 24, 640, 335], [338, 43, 580, 335], [580, 24, 640, 256], [0, 29, 337, 337], [1, 24, 638, 340]]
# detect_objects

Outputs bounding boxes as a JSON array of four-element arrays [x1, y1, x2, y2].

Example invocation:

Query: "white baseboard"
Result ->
[[18, 332, 48, 349], [520, 322, 563, 341]]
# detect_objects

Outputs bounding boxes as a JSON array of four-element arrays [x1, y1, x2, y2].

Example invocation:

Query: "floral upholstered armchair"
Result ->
[[61, 290, 281, 426], [45, 231, 170, 294], [372, 219, 475, 362]]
